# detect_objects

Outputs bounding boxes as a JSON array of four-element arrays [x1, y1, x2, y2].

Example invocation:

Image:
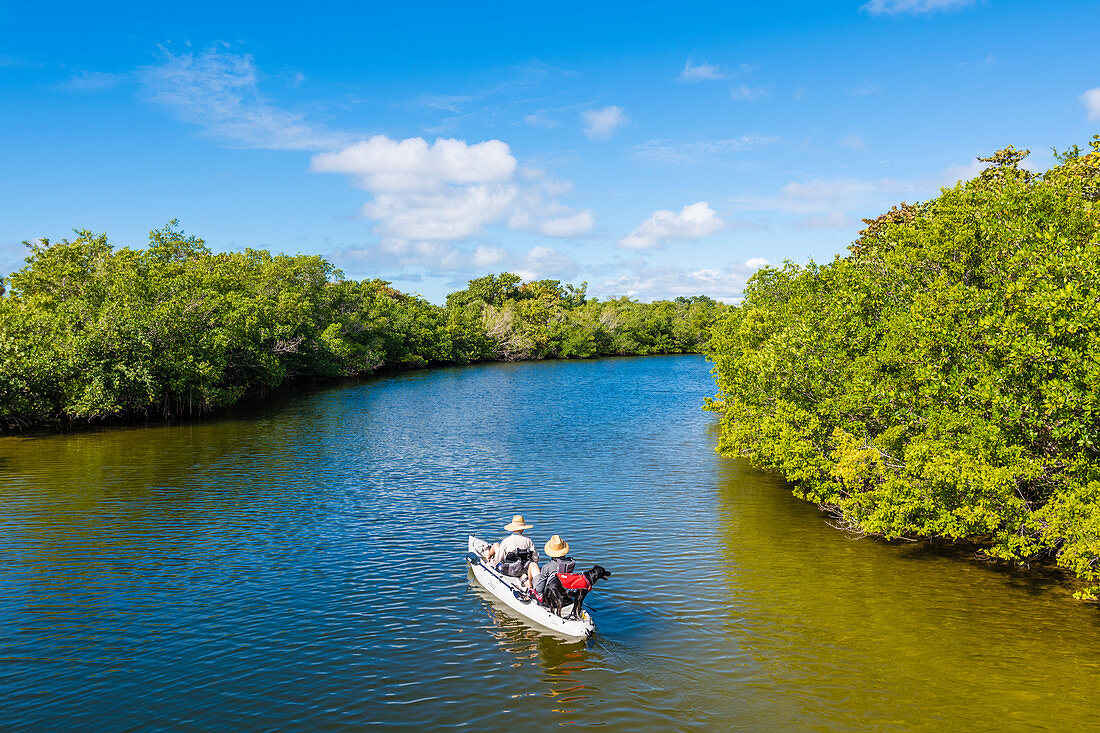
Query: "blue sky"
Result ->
[[2, 0, 1099, 302]]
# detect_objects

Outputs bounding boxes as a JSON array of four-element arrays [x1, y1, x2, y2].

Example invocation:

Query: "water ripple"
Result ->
[[2, 356, 1100, 731]]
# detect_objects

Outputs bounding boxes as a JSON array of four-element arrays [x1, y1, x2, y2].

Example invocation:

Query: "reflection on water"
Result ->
[[713, 458, 1100, 731], [2, 355, 1099, 731]]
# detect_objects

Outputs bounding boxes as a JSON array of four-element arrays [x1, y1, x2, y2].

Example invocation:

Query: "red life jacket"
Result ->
[[556, 572, 590, 590]]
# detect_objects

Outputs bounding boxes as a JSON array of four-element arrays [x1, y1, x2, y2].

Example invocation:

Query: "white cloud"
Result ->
[[334, 239, 466, 278], [632, 134, 778, 165], [779, 179, 885, 213], [599, 258, 769, 302], [1081, 88, 1100, 121], [618, 202, 724, 250], [512, 245, 579, 282], [731, 160, 990, 223], [508, 170, 596, 238], [730, 84, 769, 101], [733, 176, 922, 218], [839, 134, 868, 151], [133, 46, 593, 252], [363, 185, 518, 240], [538, 210, 596, 237], [138, 47, 350, 150], [523, 112, 559, 128], [377, 238, 462, 269], [850, 81, 882, 96], [582, 106, 627, 141], [330, 240, 579, 286], [679, 59, 727, 82], [314, 138, 594, 242], [472, 245, 506, 268], [310, 136, 516, 192], [863, 0, 976, 14]]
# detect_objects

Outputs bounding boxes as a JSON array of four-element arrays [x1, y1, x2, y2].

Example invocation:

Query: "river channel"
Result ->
[[2, 355, 1099, 730]]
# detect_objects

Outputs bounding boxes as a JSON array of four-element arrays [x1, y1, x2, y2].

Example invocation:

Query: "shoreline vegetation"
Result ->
[[5, 139, 1098, 604], [707, 138, 1100, 599], [0, 224, 727, 433]]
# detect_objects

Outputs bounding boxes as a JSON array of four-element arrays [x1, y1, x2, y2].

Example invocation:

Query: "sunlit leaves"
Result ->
[[709, 136, 1100, 597], [0, 229, 727, 430]]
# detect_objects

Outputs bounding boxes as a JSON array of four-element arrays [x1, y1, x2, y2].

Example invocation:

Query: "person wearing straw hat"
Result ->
[[533, 534, 576, 602], [486, 515, 540, 594]]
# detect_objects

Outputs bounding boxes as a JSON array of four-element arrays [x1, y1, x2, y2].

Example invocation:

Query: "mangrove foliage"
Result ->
[[0, 224, 726, 430], [708, 137, 1100, 597]]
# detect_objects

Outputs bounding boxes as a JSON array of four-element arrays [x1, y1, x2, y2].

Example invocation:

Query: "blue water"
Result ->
[[2, 355, 1099, 730]]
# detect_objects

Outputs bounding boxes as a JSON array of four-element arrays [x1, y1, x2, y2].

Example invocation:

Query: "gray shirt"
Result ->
[[535, 556, 575, 595]]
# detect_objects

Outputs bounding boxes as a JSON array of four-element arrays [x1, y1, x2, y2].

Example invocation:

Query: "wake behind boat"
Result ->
[[466, 535, 595, 639]]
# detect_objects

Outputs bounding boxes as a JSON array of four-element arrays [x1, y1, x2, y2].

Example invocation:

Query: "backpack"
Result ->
[[498, 547, 533, 577], [549, 556, 575, 574]]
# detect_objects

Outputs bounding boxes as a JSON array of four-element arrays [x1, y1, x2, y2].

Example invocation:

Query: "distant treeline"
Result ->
[[708, 136, 1100, 598], [0, 224, 726, 430]]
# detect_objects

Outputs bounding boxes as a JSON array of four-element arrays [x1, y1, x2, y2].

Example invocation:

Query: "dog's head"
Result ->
[[586, 565, 612, 584]]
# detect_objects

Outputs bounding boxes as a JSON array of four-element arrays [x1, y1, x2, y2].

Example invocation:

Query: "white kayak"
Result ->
[[466, 535, 595, 640]]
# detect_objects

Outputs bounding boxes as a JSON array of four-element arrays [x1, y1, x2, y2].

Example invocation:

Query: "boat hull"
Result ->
[[466, 535, 594, 639]]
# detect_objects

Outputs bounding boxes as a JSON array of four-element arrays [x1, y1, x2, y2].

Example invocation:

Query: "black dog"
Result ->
[[543, 565, 612, 620]]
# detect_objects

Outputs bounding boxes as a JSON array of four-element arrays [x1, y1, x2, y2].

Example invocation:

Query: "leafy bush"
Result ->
[[708, 137, 1100, 597], [0, 224, 727, 429]]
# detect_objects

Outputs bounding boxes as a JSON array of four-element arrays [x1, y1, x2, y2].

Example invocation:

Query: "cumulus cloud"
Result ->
[[1081, 88, 1100, 121], [632, 134, 778, 165], [310, 136, 516, 192], [512, 245, 580, 281], [472, 245, 506, 268], [362, 185, 517, 240], [507, 170, 596, 238], [863, 0, 976, 13], [138, 47, 350, 150], [123, 46, 594, 267], [679, 59, 727, 82], [538, 210, 596, 237], [618, 202, 724, 250], [582, 106, 627, 140], [599, 258, 770, 302], [313, 138, 594, 243]]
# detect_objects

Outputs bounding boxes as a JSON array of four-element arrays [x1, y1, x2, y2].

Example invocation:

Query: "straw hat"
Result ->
[[544, 534, 570, 557], [504, 514, 533, 531]]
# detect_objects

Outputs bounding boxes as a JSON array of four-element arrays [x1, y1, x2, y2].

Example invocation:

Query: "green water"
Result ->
[[1, 355, 1097, 730]]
